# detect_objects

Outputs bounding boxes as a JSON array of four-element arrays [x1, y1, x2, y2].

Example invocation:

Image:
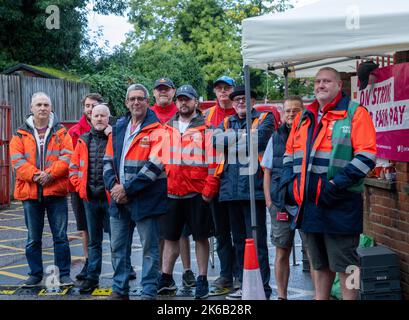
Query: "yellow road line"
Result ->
[[0, 212, 22, 218], [0, 270, 27, 280], [0, 244, 25, 252], [0, 217, 25, 222]]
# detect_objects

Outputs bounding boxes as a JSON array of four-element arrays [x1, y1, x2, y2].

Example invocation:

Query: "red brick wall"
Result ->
[[363, 162, 409, 299]]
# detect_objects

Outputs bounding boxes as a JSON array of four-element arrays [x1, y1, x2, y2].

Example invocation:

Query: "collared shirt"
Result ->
[[261, 133, 298, 216], [119, 120, 141, 184]]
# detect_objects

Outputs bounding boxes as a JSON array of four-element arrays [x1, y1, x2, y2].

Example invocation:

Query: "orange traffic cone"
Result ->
[[242, 238, 266, 300]]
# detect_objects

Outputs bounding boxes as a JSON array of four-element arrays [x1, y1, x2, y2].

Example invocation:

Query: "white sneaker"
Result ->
[[226, 288, 242, 300]]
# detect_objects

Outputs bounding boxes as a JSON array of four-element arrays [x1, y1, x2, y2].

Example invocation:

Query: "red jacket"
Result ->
[[68, 115, 91, 148], [203, 102, 236, 127], [164, 113, 219, 198], [67, 115, 91, 191], [151, 103, 178, 124]]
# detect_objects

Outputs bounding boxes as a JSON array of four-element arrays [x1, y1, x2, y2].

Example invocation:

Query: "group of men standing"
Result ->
[[9, 66, 377, 300]]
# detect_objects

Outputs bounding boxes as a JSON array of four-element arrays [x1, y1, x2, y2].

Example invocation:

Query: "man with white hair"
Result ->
[[10, 92, 73, 286], [103, 84, 167, 300], [69, 104, 112, 293]]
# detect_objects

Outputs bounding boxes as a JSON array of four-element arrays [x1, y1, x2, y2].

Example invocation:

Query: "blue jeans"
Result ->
[[226, 200, 271, 297], [210, 196, 239, 281], [22, 196, 71, 278], [110, 208, 160, 297], [83, 197, 110, 281]]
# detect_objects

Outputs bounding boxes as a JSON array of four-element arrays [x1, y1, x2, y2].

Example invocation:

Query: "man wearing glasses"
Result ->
[[204, 76, 240, 292], [103, 84, 167, 300], [213, 85, 275, 299]]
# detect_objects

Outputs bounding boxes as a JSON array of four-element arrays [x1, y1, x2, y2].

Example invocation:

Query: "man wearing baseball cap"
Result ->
[[159, 84, 219, 299], [151, 77, 196, 288], [151, 77, 177, 124]]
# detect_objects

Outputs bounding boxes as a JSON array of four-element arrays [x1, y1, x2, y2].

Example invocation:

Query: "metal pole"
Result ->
[[284, 67, 289, 98], [244, 65, 258, 247]]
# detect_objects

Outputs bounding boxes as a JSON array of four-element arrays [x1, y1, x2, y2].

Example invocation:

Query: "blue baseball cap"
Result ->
[[213, 76, 235, 88], [176, 85, 198, 99]]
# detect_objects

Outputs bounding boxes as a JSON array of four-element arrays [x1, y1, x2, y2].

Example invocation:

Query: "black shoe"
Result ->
[[195, 276, 209, 299], [23, 275, 42, 287], [129, 266, 137, 280], [109, 291, 129, 300], [76, 259, 88, 280], [79, 279, 99, 294], [157, 274, 176, 294], [182, 270, 196, 287]]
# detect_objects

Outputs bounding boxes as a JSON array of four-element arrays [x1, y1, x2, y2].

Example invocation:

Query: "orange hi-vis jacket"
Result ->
[[10, 113, 73, 200], [203, 102, 237, 127], [163, 112, 219, 199], [69, 132, 108, 202], [103, 109, 167, 221], [69, 136, 90, 201], [281, 92, 376, 234]]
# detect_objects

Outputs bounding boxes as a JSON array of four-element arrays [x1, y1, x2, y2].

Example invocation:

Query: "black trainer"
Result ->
[[157, 274, 177, 294], [76, 259, 88, 280], [182, 270, 196, 287], [23, 275, 42, 287], [195, 276, 209, 299], [79, 279, 99, 294], [129, 266, 137, 280]]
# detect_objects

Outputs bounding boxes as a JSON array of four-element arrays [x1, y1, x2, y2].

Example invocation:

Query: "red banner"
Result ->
[[351, 63, 409, 162]]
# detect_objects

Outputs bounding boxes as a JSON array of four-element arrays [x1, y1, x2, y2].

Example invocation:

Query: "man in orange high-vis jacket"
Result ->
[[10, 92, 73, 286], [103, 84, 167, 300], [69, 104, 111, 293], [158, 84, 219, 300], [281, 67, 376, 300], [203, 76, 240, 291], [68, 92, 104, 281]]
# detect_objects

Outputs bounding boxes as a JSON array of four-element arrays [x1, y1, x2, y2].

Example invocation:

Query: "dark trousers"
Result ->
[[225, 200, 271, 297], [210, 196, 239, 281]]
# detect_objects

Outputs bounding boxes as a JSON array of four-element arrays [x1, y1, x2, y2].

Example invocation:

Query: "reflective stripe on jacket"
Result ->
[[282, 92, 376, 233], [164, 112, 219, 198], [10, 113, 73, 200], [213, 108, 275, 201], [103, 109, 167, 221]]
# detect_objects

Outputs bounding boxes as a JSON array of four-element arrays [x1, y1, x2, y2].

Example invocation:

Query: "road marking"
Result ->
[[0, 270, 27, 280]]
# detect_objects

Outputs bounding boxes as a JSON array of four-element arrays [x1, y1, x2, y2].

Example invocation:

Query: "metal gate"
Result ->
[[0, 103, 11, 208]]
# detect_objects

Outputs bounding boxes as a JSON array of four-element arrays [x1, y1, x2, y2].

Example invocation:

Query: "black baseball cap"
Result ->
[[154, 77, 175, 89], [358, 61, 379, 90], [176, 85, 198, 99], [229, 85, 257, 100]]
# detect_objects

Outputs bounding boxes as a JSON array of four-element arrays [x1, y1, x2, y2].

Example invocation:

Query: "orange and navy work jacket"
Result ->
[[281, 92, 376, 234], [10, 113, 73, 200], [163, 112, 219, 199], [103, 109, 167, 221]]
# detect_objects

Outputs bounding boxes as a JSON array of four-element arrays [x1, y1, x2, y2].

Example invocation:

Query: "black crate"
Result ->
[[360, 265, 400, 281], [359, 291, 402, 300], [357, 245, 399, 268], [360, 278, 401, 293]]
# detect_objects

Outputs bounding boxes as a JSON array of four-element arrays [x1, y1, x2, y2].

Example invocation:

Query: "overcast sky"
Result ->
[[86, 0, 317, 51]]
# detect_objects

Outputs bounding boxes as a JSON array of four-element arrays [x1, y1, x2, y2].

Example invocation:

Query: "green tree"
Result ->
[[82, 40, 205, 115], [0, 0, 127, 71], [127, 0, 295, 98]]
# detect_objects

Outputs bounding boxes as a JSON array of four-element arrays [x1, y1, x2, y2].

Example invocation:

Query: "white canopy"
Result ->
[[242, 0, 409, 75]]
